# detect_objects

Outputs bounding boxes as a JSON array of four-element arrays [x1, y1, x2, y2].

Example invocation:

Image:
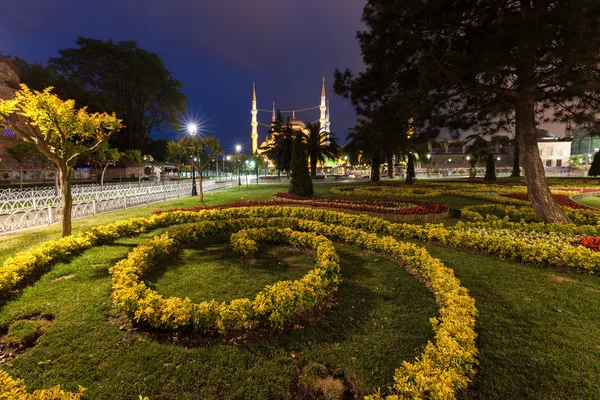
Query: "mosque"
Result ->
[[250, 78, 331, 154]]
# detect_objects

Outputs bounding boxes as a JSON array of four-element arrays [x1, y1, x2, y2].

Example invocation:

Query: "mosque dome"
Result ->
[[289, 118, 306, 129]]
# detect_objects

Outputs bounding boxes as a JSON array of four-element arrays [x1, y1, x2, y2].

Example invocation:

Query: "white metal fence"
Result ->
[[0, 180, 234, 234]]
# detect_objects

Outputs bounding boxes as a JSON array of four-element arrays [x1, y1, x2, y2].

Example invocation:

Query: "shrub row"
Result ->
[[461, 203, 600, 225], [0, 370, 84, 400], [109, 222, 340, 333]]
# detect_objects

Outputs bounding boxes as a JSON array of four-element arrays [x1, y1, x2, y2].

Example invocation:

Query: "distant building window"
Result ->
[[556, 159, 562, 167], [546, 159, 552, 167], [3, 127, 15, 138]]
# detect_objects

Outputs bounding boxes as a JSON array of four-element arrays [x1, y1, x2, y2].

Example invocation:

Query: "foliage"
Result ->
[[336, 0, 600, 223], [304, 122, 340, 176], [588, 151, 600, 176], [168, 135, 222, 201], [484, 154, 497, 181], [110, 223, 340, 332], [289, 132, 313, 197], [260, 111, 294, 175], [7, 141, 37, 187], [0, 370, 85, 400], [87, 143, 123, 189], [0, 84, 122, 236], [49, 37, 186, 151]]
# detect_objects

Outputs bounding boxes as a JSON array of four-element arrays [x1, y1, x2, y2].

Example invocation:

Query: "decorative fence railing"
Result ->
[[0, 180, 234, 234]]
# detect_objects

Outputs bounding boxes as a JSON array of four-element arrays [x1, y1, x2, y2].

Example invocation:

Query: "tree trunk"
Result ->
[[515, 96, 570, 223], [101, 164, 109, 190], [371, 155, 381, 182], [55, 168, 60, 196], [42, 166, 46, 185], [511, 140, 520, 177], [60, 166, 73, 237], [199, 172, 204, 202], [310, 149, 317, 176], [387, 153, 395, 178], [19, 165, 23, 188]]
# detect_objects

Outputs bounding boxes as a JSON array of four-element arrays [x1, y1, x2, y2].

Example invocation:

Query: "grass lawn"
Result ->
[[1, 180, 600, 399], [576, 195, 600, 209], [0, 228, 436, 399]]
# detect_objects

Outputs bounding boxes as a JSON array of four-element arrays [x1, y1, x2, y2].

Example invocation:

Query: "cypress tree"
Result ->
[[289, 132, 314, 197], [484, 154, 497, 181], [588, 151, 600, 177], [405, 153, 415, 184]]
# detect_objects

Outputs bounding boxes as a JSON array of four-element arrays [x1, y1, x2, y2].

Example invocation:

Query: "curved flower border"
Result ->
[[109, 223, 341, 333]]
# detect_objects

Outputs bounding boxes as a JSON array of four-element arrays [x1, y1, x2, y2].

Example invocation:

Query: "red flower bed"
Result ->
[[154, 193, 448, 216], [502, 193, 591, 209], [580, 237, 600, 252]]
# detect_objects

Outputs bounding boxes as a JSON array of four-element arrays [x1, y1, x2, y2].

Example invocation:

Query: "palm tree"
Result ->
[[346, 119, 385, 181], [304, 122, 340, 176]]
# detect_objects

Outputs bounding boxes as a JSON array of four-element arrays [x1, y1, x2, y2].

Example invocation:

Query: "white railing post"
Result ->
[[92, 199, 97, 215], [48, 206, 53, 225]]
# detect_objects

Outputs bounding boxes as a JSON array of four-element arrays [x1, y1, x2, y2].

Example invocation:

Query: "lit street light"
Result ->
[[187, 123, 198, 196], [235, 145, 242, 188]]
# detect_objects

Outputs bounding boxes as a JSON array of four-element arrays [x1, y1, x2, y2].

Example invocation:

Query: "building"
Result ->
[[250, 78, 330, 154], [426, 128, 571, 171], [570, 127, 600, 165]]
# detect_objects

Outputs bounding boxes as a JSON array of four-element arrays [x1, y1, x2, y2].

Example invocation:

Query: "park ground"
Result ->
[[0, 181, 599, 399]]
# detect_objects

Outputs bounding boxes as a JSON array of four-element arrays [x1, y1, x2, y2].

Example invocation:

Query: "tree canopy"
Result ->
[[48, 37, 186, 152], [0, 84, 122, 236], [336, 0, 600, 223]]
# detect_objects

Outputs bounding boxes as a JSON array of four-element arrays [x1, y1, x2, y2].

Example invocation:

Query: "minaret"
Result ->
[[251, 83, 258, 154], [271, 102, 276, 122], [319, 77, 327, 132], [325, 100, 331, 133]]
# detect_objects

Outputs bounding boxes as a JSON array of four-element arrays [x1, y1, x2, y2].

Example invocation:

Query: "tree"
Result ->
[[260, 113, 295, 177], [304, 122, 340, 176], [405, 153, 416, 184], [289, 132, 313, 197], [588, 151, 600, 177], [124, 150, 144, 185], [169, 136, 222, 201], [345, 119, 384, 181], [338, 0, 600, 223], [49, 37, 186, 152], [88, 143, 123, 189], [147, 139, 170, 163], [7, 141, 36, 187], [0, 85, 122, 236], [484, 154, 497, 181]]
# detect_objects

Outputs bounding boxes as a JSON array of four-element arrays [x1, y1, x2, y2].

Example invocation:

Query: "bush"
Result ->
[[289, 132, 314, 197], [588, 151, 600, 176]]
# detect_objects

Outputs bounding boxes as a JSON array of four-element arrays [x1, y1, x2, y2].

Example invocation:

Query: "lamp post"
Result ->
[[235, 145, 242, 188], [187, 123, 198, 196], [226, 155, 231, 181]]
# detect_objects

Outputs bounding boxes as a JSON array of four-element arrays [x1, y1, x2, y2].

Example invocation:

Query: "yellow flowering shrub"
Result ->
[[109, 222, 341, 333], [0, 370, 85, 399]]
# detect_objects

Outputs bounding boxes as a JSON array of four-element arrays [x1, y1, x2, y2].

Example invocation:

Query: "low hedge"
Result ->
[[109, 223, 340, 333]]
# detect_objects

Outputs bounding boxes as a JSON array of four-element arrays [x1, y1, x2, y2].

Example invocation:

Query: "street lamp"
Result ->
[[187, 123, 198, 196], [235, 145, 242, 187]]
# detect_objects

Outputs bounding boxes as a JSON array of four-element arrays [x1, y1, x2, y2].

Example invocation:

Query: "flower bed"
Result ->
[[110, 222, 340, 333], [0, 212, 197, 297], [0, 370, 84, 399], [1, 206, 477, 399], [154, 193, 449, 222], [461, 203, 600, 225]]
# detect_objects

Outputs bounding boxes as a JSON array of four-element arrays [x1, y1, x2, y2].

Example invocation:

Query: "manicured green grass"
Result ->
[[421, 243, 600, 399], [576, 195, 600, 209], [2, 179, 600, 399], [0, 231, 436, 399]]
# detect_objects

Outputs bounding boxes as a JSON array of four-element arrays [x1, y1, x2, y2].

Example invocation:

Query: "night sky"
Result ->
[[2, 0, 366, 153]]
